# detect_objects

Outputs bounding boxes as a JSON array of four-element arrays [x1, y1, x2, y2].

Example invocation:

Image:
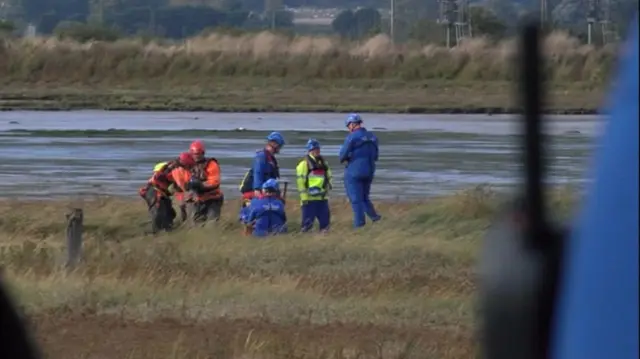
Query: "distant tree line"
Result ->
[[2, 0, 637, 44], [9, 0, 294, 39]]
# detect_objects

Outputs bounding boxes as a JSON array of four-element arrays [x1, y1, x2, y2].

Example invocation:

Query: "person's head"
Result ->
[[189, 140, 205, 162], [345, 113, 363, 132], [265, 132, 285, 154], [306, 138, 321, 156], [178, 152, 196, 168], [262, 178, 279, 196]]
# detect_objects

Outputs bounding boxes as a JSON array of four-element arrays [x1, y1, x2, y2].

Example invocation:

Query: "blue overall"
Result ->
[[246, 196, 288, 237], [338, 127, 381, 228], [252, 149, 280, 191], [238, 149, 281, 222], [553, 17, 638, 359]]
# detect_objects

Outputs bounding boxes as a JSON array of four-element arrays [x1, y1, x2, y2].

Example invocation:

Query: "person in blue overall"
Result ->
[[552, 16, 638, 359], [238, 131, 285, 230], [338, 113, 381, 228], [244, 178, 288, 237]]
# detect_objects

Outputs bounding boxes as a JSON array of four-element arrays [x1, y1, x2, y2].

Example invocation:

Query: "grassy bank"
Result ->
[[0, 31, 615, 113], [0, 186, 578, 359]]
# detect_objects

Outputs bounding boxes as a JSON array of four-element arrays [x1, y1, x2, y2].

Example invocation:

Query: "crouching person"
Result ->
[[244, 179, 288, 237], [139, 152, 194, 234]]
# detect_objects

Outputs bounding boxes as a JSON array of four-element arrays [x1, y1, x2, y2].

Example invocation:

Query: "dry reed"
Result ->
[[0, 31, 617, 85]]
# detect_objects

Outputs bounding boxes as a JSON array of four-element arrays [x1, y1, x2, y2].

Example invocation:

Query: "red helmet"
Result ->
[[178, 152, 195, 167], [189, 140, 205, 155]]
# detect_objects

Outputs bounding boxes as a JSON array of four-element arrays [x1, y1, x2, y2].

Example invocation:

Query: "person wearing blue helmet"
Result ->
[[296, 138, 333, 232], [339, 113, 381, 228], [553, 16, 638, 359], [239, 131, 284, 199], [243, 178, 288, 237], [238, 131, 285, 231]]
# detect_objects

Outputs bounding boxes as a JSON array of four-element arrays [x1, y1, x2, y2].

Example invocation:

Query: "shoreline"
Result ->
[[0, 105, 599, 115], [0, 80, 604, 115]]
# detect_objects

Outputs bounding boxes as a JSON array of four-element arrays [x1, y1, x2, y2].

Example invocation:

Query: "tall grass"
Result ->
[[0, 31, 617, 85], [0, 186, 578, 359]]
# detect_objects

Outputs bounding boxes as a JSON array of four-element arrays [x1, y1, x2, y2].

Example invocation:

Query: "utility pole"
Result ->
[[600, 0, 615, 44], [587, 0, 616, 45], [265, 0, 282, 30], [438, 0, 454, 47], [454, 0, 470, 45], [390, 0, 395, 43], [587, 0, 599, 45], [540, 0, 548, 30]]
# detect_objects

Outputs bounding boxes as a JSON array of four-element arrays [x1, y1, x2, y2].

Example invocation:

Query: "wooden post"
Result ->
[[65, 208, 83, 270]]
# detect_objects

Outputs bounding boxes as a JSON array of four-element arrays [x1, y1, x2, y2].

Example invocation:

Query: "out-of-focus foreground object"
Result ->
[[552, 16, 638, 359], [0, 275, 41, 359], [478, 20, 566, 359]]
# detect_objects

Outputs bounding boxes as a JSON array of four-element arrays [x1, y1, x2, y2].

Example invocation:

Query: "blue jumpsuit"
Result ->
[[238, 150, 281, 222], [339, 127, 381, 228], [246, 196, 288, 237], [553, 17, 638, 359], [252, 150, 280, 191]]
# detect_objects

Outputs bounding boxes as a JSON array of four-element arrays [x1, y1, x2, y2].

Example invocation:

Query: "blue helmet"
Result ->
[[262, 178, 279, 192], [266, 131, 285, 147], [345, 113, 363, 127], [306, 138, 320, 151]]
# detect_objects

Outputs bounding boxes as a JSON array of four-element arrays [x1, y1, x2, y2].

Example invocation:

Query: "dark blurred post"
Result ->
[[478, 20, 566, 359], [65, 208, 84, 270], [0, 273, 41, 359]]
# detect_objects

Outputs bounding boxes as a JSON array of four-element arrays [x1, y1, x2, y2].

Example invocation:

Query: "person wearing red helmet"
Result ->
[[185, 140, 224, 223], [139, 152, 195, 233]]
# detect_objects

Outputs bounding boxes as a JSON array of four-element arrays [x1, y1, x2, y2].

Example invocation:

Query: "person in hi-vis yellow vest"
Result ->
[[295, 139, 333, 232]]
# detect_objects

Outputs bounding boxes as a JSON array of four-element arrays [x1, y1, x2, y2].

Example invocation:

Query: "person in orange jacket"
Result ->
[[186, 140, 224, 223], [139, 152, 195, 233]]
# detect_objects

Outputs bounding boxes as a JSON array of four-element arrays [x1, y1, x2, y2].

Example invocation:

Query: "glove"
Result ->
[[187, 178, 203, 192]]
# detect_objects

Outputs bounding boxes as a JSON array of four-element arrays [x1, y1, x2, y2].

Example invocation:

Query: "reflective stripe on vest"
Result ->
[[305, 155, 328, 197]]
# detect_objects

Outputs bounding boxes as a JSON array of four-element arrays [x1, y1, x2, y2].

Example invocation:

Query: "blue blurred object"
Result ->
[[553, 16, 639, 359]]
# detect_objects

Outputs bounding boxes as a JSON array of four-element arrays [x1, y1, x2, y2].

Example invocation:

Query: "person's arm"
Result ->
[[248, 202, 260, 222], [295, 160, 309, 201], [202, 161, 221, 190], [338, 135, 352, 163], [326, 163, 333, 189], [170, 168, 190, 192], [252, 154, 265, 191]]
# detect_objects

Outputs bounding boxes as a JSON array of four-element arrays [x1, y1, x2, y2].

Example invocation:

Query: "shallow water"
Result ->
[[0, 111, 601, 199]]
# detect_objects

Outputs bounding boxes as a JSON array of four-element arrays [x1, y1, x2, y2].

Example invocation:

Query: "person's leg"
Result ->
[[188, 201, 206, 224], [300, 202, 314, 232], [163, 198, 176, 230], [362, 177, 381, 221], [317, 199, 331, 232], [179, 204, 187, 222], [346, 177, 366, 228], [206, 196, 224, 222], [144, 187, 161, 234]]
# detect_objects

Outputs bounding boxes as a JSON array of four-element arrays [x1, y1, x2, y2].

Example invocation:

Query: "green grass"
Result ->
[[0, 185, 579, 358]]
